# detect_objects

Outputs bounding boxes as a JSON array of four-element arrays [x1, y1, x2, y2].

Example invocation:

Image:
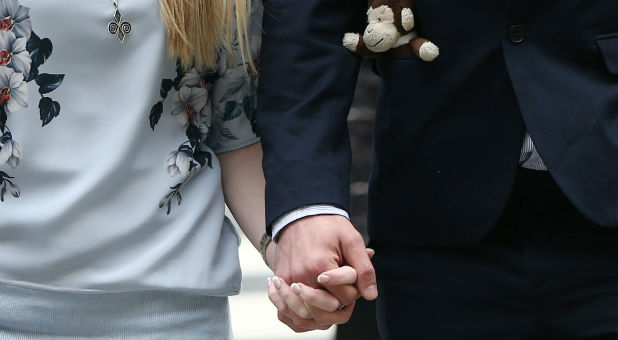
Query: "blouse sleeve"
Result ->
[[205, 4, 262, 154]]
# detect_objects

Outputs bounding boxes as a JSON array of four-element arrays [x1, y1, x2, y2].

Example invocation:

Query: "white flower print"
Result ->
[[0, 0, 31, 39], [0, 137, 21, 168], [149, 3, 262, 214], [165, 147, 192, 178], [178, 68, 203, 89], [0, 1, 67, 203], [0, 66, 26, 115], [171, 86, 211, 134], [0, 30, 30, 76]]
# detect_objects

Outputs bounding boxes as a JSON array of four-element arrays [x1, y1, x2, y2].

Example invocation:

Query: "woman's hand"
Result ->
[[267, 249, 374, 332]]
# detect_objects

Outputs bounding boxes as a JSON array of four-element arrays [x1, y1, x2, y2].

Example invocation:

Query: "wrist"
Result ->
[[265, 241, 276, 271], [278, 214, 350, 246], [272, 205, 350, 242], [259, 232, 273, 267]]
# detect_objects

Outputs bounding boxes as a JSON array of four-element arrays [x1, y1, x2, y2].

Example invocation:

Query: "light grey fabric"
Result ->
[[0, 0, 262, 294], [0, 281, 231, 340]]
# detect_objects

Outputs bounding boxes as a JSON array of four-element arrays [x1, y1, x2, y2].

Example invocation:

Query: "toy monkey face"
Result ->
[[363, 5, 400, 53]]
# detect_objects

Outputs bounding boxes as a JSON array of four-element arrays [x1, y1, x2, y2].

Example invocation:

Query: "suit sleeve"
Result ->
[[256, 0, 367, 233]]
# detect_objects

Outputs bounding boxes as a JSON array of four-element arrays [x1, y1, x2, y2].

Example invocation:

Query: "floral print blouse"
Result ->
[[0, 0, 262, 295]]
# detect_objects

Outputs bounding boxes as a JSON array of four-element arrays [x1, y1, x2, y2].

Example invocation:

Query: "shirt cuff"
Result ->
[[271, 205, 350, 242]]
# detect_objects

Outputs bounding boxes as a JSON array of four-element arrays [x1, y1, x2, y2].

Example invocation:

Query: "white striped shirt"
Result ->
[[520, 132, 548, 171]]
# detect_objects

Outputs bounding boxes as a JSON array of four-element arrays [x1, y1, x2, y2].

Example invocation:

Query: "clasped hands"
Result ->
[[265, 215, 378, 332]]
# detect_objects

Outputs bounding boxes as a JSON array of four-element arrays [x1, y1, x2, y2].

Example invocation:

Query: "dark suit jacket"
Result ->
[[257, 0, 618, 245]]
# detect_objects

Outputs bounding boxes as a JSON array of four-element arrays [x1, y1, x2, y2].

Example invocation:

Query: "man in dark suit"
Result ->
[[257, 1, 617, 338]]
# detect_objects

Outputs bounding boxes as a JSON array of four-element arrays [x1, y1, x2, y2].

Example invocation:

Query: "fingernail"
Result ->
[[364, 285, 378, 300], [291, 282, 301, 295], [273, 277, 282, 290], [317, 274, 330, 284], [366, 248, 375, 256], [267, 277, 272, 287]]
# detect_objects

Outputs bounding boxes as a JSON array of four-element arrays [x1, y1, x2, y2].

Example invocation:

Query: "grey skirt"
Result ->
[[0, 282, 231, 340]]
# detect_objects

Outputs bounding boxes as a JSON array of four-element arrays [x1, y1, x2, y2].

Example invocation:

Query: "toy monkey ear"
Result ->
[[401, 8, 414, 31]]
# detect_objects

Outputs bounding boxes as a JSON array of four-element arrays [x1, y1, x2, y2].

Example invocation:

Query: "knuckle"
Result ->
[[304, 292, 323, 307], [326, 301, 341, 312], [342, 233, 363, 247], [308, 259, 332, 276], [358, 263, 376, 279], [278, 287, 290, 299], [340, 296, 356, 306], [333, 288, 358, 305]]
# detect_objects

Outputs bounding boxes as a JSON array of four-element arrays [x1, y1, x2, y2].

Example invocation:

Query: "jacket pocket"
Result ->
[[596, 33, 617, 75]]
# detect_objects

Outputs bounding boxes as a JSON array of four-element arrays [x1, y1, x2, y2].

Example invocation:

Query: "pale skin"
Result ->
[[218, 142, 367, 331], [267, 255, 373, 332], [273, 215, 379, 300]]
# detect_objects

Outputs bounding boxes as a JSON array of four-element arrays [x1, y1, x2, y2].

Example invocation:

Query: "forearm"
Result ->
[[218, 142, 274, 268], [257, 0, 367, 231]]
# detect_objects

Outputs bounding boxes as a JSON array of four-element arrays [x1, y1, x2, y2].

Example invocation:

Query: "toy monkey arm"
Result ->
[[410, 37, 440, 61]]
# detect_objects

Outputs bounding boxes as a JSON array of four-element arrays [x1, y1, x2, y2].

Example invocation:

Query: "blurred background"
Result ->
[[229, 61, 380, 339]]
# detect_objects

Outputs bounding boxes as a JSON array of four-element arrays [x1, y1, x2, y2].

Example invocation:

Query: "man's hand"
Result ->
[[275, 215, 378, 302]]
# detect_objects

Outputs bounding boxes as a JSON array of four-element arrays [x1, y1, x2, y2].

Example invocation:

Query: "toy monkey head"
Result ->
[[342, 0, 438, 61], [362, 0, 414, 53]]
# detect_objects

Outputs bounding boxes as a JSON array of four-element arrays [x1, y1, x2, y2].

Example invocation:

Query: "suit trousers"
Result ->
[[371, 168, 617, 339]]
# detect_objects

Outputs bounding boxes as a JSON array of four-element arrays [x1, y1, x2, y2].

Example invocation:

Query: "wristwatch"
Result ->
[[259, 233, 272, 266]]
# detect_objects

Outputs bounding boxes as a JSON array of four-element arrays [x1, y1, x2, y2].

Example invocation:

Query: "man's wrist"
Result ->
[[271, 205, 350, 242]]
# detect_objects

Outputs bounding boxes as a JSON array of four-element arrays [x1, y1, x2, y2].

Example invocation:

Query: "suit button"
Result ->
[[509, 25, 525, 44]]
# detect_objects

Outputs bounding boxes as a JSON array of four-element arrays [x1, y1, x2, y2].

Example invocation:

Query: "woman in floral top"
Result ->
[[0, 0, 358, 338]]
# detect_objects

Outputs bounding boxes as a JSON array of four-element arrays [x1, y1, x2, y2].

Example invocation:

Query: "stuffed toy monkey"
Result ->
[[343, 0, 439, 61]]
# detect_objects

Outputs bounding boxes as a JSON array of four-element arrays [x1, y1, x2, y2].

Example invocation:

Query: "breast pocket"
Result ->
[[373, 55, 440, 153], [376, 56, 426, 106], [596, 33, 617, 76]]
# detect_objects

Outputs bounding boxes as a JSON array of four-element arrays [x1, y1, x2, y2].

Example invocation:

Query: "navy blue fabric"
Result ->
[[257, 0, 365, 234], [257, 0, 618, 243], [371, 169, 618, 339]]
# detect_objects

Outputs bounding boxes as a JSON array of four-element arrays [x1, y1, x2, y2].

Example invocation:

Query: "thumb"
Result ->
[[341, 236, 378, 300]]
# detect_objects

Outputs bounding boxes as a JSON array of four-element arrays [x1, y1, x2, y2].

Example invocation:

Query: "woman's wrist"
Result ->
[[259, 232, 276, 271], [265, 241, 276, 272]]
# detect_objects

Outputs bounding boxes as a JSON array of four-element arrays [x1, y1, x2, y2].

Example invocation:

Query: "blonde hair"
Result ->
[[159, 0, 252, 71]]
